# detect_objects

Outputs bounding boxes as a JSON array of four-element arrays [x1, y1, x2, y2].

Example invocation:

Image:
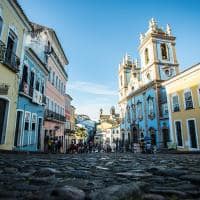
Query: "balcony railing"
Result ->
[[44, 109, 66, 122], [0, 40, 20, 72]]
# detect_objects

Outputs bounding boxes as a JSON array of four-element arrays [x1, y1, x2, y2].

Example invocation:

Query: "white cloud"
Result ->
[[68, 81, 117, 96]]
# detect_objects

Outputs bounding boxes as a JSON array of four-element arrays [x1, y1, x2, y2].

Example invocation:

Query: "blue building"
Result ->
[[118, 19, 180, 149], [14, 48, 49, 151]]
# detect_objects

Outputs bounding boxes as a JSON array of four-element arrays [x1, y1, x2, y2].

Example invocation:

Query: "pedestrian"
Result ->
[[57, 139, 61, 153]]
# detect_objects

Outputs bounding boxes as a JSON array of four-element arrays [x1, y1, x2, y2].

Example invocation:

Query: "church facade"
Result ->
[[118, 19, 179, 149]]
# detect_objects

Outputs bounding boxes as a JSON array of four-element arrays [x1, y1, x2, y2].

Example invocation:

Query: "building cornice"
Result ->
[[119, 80, 164, 104], [25, 47, 49, 75], [163, 63, 200, 86], [9, 0, 32, 31]]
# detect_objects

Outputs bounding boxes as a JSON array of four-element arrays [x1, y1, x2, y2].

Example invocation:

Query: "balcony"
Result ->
[[45, 109, 66, 122], [0, 41, 20, 72]]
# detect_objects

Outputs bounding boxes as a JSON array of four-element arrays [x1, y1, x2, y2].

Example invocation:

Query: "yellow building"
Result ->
[[164, 63, 200, 151], [0, 0, 32, 150]]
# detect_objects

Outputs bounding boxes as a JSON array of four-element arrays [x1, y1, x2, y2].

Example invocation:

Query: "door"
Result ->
[[37, 118, 42, 150], [0, 99, 8, 144], [14, 111, 23, 147], [188, 120, 197, 149], [132, 127, 138, 143], [163, 128, 169, 148]]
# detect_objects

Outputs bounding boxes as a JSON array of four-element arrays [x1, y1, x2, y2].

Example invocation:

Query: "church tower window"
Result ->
[[161, 43, 168, 60], [144, 48, 149, 64]]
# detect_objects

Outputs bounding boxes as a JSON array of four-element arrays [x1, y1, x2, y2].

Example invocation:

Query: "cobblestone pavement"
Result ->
[[0, 152, 200, 200]]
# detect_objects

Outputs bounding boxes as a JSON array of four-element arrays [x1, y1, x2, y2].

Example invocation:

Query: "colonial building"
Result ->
[[26, 23, 69, 152], [64, 94, 75, 151], [118, 19, 179, 149], [0, 0, 32, 150], [163, 63, 200, 151], [95, 107, 120, 146], [15, 47, 48, 151]]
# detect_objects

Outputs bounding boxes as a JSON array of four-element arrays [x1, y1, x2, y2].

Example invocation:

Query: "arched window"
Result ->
[[161, 43, 168, 60], [147, 96, 154, 115], [144, 48, 149, 64]]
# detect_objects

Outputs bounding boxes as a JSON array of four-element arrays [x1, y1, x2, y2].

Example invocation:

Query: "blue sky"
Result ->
[[19, 0, 200, 120]]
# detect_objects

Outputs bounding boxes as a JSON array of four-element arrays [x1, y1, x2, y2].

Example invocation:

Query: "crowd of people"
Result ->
[[44, 136, 62, 153], [43, 136, 157, 154]]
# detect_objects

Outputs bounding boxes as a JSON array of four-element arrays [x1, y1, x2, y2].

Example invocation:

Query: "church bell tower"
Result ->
[[139, 18, 179, 83]]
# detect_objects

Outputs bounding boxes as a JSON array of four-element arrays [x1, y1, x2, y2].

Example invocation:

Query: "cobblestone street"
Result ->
[[0, 152, 200, 200]]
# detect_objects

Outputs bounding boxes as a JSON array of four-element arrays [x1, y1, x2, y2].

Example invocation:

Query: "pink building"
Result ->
[[29, 23, 69, 152]]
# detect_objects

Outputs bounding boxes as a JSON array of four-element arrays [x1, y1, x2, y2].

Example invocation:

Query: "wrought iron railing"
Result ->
[[0, 40, 20, 72], [44, 109, 66, 122]]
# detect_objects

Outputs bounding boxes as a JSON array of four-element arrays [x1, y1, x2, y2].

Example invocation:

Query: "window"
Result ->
[[0, 16, 3, 38], [46, 97, 49, 109], [175, 121, 183, 146], [161, 43, 168, 60], [188, 120, 198, 148], [147, 96, 154, 115], [56, 76, 58, 89], [51, 100, 53, 111], [162, 103, 168, 116], [35, 79, 40, 91], [48, 68, 51, 81], [137, 101, 143, 120], [127, 106, 131, 123], [21, 65, 28, 94], [172, 95, 180, 112], [198, 87, 200, 106], [41, 82, 44, 94], [24, 112, 31, 131], [184, 90, 193, 110], [58, 79, 61, 92], [61, 82, 63, 94], [52, 71, 55, 85], [6, 29, 18, 55], [64, 85, 66, 95], [29, 71, 35, 97], [32, 114, 37, 131], [147, 73, 151, 80], [144, 48, 149, 64]]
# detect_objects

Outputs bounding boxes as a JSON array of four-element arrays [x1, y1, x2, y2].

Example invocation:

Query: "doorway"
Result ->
[[0, 98, 8, 144], [162, 128, 169, 148], [37, 118, 42, 150], [132, 127, 138, 143], [14, 111, 23, 147]]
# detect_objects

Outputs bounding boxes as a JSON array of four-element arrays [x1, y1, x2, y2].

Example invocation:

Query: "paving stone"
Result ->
[[0, 152, 199, 199], [50, 185, 85, 200], [89, 183, 141, 200]]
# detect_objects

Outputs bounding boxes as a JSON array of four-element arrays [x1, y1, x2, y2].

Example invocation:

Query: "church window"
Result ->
[[184, 90, 193, 110], [147, 73, 151, 80], [127, 106, 131, 123], [172, 95, 180, 112], [161, 43, 168, 60], [147, 97, 154, 115], [144, 48, 149, 64], [137, 101, 143, 120], [120, 75, 123, 86], [165, 69, 170, 77]]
